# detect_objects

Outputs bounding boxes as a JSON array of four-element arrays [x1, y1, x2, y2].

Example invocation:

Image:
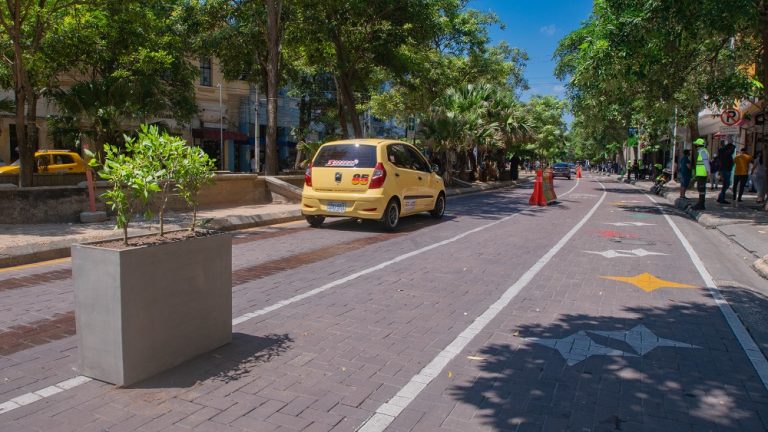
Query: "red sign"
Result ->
[[720, 108, 741, 126]]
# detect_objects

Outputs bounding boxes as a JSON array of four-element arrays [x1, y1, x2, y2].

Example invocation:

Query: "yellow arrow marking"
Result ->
[[601, 272, 696, 293]]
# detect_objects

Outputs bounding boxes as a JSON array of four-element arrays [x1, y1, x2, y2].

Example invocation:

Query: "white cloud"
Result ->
[[539, 24, 557, 36], [553, 85, 566, 93]]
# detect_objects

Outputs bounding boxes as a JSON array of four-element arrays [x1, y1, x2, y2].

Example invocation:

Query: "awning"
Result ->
[[192, 128, 249, 141]]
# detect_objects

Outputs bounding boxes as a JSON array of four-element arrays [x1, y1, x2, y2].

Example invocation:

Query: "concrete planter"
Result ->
[[72, 232, 232, 386]]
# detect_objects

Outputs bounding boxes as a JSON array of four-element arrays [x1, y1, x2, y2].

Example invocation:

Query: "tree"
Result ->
[[369, 3, 528, 129], [526, 96, 567, 161], [196, 0, 287, 175], [293, 0, 457, 138], [555, 0, 757, 165], [0, 0, 85, 186], [49, 0, 198, 159]]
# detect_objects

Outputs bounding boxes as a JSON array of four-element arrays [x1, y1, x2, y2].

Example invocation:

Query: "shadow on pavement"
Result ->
[[448, 293, 768, 431], [129, 332, 293, 389]]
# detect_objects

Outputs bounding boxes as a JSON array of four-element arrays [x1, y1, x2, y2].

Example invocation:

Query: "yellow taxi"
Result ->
[[0, 150, 87, 175], [301, 139, 446, 230]]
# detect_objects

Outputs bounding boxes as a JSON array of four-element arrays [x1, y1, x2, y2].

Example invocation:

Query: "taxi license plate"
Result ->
[[327, 202, 346, 213]]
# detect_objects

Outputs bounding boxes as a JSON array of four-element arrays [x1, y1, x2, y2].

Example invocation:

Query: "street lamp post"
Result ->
[[671, 107, 678, 180], [254, 88, 260, 174], [217, 83, 224, 170]]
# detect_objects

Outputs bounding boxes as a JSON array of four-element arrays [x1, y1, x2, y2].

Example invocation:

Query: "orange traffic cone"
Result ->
[[529, 169, 547, 206]]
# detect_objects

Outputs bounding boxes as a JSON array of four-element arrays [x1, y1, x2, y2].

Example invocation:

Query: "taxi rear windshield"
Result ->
[[313, 144, 377, 168]]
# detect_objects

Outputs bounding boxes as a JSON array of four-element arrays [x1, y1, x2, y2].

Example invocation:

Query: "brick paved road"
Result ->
[[0, 176, 767, 431]]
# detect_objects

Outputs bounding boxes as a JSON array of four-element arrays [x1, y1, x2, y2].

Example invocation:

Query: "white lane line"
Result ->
[[644, 193, 768, 391], [0, 376, 91, 415], [0, 178, 586, 417], [357, 181, 607, 432], [233, 177, 582, 326]]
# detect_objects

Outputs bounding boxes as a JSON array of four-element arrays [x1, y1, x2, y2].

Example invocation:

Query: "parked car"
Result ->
[[301, 139, 446, 231], [0, 150, 87, 175], [552, 163, 572, 179]]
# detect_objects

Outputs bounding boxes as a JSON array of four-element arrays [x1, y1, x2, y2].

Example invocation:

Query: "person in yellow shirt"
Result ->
[[732, 147, 752, 203]]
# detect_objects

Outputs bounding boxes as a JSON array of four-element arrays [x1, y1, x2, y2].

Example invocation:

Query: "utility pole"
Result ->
[[671, 107, 678, 179]]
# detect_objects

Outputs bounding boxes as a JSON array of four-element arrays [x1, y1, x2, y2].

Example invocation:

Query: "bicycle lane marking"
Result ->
[[643, 192, 768, 391], [231, 177, 581, 325], [357, 179, 606, 432], [0, 178, 583, 417]]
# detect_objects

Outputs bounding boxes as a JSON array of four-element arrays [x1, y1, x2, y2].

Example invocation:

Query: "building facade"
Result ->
[[0, 58, 301, 172]]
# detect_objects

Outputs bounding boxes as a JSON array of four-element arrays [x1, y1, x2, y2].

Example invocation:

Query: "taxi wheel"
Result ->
[[381, 199, 400, 231], [430, 193, 446, 218], [305, 215, 325, 228]]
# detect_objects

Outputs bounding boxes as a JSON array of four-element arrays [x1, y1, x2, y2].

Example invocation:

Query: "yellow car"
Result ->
[[0, 150, 87, 175], [301, 139, 446, 230]]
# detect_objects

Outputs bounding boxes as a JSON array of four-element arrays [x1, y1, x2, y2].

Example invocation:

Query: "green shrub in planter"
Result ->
[[89, 124, 215, 243]]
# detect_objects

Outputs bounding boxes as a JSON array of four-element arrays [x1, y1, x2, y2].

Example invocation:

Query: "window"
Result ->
[[387, 144, 413, 169], [54, 155, 74, 165], [313, 144, 377, 168], [199, 58, 212, 87], [405, 145, 430, 172]]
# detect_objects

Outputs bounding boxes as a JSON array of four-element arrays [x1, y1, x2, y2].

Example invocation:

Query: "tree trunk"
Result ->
[[15, 88, 33, 187], [330, 32, 362, 138], [264, 0, 282, 176], [338, 73, 362, 138], [333, 76, 349, 139]]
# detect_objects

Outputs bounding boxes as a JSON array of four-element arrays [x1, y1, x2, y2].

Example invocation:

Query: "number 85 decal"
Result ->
[[351, 174, 369, 185]]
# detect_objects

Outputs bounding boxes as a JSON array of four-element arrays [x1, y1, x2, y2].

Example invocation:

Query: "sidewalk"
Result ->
[[645, 178, 768, 280], [0, 176, 532, 268]]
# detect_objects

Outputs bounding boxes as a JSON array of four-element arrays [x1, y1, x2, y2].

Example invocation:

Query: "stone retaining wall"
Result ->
[[0, 174, 305, 224]]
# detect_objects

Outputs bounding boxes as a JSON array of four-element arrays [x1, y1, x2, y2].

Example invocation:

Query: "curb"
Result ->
[[204, 210, 304, 231], [753, 256, 768, 280]]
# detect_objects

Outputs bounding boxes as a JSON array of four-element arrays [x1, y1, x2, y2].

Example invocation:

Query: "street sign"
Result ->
[[718, 125, 739, 135], [720, 108, 741, 126]]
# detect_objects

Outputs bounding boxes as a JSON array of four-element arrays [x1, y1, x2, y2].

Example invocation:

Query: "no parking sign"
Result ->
[[720, 108, 741, 126]]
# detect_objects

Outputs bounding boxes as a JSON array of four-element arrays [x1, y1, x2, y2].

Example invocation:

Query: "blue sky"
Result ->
[[468, 1, 594, 101]]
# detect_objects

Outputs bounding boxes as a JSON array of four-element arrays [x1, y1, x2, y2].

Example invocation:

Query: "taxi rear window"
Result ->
[[313, 144, 377, 168]]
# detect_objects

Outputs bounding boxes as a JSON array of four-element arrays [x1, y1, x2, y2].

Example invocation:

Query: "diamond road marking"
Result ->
[[585, 248, 668, 258], [527, 330, 633, 365], [591, 324, 700, 355], [528, 325, 700, 365], [601, 272, 697, 292]]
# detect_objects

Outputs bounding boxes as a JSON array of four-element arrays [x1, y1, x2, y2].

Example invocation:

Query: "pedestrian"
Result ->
[[631, 161, 640, 182], [692, 138, 710, 210], [679, 149, 692, 199], [250, 154, 256, 173], [732, 147, 752, 203], [510, 153, 520, 180], [709, 154, 720, 190], [717, 142, 735, 204], [754, 152, 765, 204]]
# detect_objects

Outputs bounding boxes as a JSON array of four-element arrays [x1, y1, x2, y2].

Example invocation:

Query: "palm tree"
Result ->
[[49, 77, 169, 158]]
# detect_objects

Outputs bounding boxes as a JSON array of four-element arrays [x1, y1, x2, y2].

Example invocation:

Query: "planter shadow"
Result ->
[[127, 332, 293, 389]]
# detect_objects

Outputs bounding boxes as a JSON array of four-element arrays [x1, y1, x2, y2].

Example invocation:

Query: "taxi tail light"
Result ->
[[304, 163, 312, 187], [369, 162, 386, 189]]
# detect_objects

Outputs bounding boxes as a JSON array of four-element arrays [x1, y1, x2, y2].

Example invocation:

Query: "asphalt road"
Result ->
[[0, 174, 767, 431]]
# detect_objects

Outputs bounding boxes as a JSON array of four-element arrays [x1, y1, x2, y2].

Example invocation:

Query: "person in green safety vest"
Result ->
[[692, 138, 710, 210]]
